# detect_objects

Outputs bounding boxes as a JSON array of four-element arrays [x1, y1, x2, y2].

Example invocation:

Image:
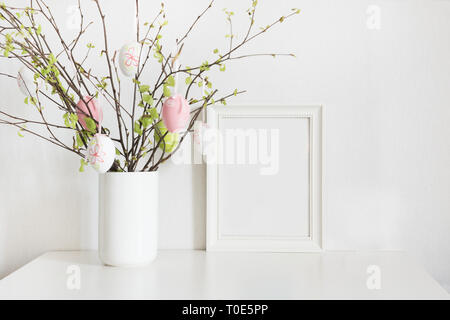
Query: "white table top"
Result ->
[[0, 250, 447, 300]]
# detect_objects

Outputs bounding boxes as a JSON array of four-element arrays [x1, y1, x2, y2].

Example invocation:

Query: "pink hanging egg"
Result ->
[[76, 96, 103, 130], [161, 94, 190, 133]]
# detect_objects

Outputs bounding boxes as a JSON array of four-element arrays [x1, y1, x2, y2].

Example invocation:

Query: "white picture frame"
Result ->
[[206, 105, 323, 252]]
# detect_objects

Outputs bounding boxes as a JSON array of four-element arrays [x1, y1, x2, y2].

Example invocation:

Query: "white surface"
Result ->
[[207, 106, 322, 251], [0, 0, 449, 291], [99, 173, 158, 267], [0, 251, 447, 300]]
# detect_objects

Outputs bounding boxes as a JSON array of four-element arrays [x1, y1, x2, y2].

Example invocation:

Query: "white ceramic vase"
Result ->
[[99, 172, 158, 267]]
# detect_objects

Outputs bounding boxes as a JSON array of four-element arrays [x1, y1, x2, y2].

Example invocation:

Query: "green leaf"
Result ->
[[85, 117, 97, 133], [140, 116, 153, 129], [200, 61, 210, 71], [163, 85, 171, 97], [149, 107, 159, 120], [220, 64, 226, 72], [115, 148, 121, 156], [139, 84, 150, 93], [166, 75, 175, 87], [185, 77, 192, 85], [48, 53, 56, 65], [76, 132, 84, 148], [213, 48, 219, 54], [142, 94, 154, 105], [134, 121, 143, 136], [36, 24, 42, 36], [79, 158, 88, 172], [154, 122, 179, 153]]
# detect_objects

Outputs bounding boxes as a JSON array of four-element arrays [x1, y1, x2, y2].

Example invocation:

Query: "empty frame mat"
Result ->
[[207, 106, 323, 251]]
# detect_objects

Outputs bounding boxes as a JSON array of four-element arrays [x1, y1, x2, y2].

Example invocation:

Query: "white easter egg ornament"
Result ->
[[17, 66, 41, 96], [86, 134, 116, 173], [119, 42, 141, 77]]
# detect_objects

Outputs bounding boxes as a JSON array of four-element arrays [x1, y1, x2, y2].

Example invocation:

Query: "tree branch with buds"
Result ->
[[0, 0, 300, 172]]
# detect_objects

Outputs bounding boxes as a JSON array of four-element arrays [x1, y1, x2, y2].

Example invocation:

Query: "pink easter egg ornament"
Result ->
[[161, 94, 190, 133], [76, 96, 103, 131]]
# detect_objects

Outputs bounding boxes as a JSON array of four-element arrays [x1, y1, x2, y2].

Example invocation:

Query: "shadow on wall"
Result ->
[[158, 138, 206, 250], [0, 140, 98, 279]]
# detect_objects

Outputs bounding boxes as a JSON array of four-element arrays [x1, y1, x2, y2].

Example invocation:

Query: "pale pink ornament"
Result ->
[[76, 96, 103, 131], [86, 134, 116, 173], [193, 120, 211, 155], [161, 94, 190, 133]]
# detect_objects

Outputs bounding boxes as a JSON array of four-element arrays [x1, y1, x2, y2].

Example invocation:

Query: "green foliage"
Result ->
[[97, 80, 108, 90], [0, 0, 301, 173], [79, 158, 88, 172], [166, 75, 175, 87], [148, 107, 159, 120], [48, 53, 57, 65], [139, 84, 150, 93], [63, 113, 78, 129], [154, 121, 179, 153], [200, 61, 210, 71], [142, 93, 154, 106], [134, 121, 143, 136], [139, 115, 153, 129], [163, 85, 171, 97], [153, 41, 163, 63], [84, 117, 97, 133], [75, 132, 85, 149]]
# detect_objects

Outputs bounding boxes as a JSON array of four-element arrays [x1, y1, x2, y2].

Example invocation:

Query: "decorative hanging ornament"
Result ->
[[17, 66, 41, 96], [161, 43, 190, 133], [86, 134, 116, 174], [193, 120, 211, 155], [119, 42, 141, 77], [161, 94, 190, 133], [76, 96, 103, 131]]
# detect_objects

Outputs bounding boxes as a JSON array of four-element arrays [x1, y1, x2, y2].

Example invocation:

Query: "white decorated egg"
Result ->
[[119, 42, 141, 77], [17, 66, 41, 96], [86, 134, 116, 173]]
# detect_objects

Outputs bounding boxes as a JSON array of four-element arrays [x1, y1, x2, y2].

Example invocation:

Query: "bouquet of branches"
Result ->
[[0, 0, 300, 173]]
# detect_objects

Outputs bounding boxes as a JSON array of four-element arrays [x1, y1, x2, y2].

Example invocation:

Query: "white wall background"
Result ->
[[0, 0, 449, 291]]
